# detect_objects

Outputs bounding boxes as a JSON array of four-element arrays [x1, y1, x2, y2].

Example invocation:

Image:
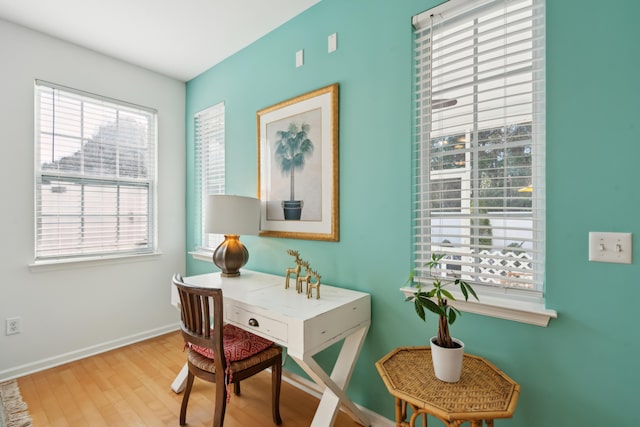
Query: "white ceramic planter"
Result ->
[[430, 337, 465, 382]]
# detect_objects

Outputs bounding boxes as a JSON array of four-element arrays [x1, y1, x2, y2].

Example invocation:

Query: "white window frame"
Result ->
[[33, 80, 158, 264], [410, 0, 556, 326], [190, 102, 226, 261]]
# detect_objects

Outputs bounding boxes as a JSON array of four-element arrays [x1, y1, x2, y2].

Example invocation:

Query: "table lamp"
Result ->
[[205, 194, 260, 277]]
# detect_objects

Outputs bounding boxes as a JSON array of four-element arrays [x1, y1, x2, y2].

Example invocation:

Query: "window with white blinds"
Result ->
[[34, 80, 157, 261], [413, 0, 545, 298], [194, 102, 225, 249]]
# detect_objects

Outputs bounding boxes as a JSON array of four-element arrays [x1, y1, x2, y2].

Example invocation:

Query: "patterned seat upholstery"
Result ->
[[190, 323, 275, 362], [189, 343, 283, 375]]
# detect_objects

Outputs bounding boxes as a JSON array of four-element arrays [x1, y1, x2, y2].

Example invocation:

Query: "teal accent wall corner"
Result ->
[[186, 0, 640, 425]]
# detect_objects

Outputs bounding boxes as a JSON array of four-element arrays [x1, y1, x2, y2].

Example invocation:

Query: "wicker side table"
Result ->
[[376, 347, 520, 427]]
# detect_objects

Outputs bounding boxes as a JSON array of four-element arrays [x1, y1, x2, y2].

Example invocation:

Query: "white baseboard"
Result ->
[[280, 368, 394, 427], [0, 323, 180, 382]]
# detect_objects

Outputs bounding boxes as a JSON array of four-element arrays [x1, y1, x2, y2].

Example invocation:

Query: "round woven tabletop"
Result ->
[[376, 346, 520, 421]]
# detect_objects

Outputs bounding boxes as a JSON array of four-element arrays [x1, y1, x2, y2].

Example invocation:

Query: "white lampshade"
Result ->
[[205, 195, 260, 235]]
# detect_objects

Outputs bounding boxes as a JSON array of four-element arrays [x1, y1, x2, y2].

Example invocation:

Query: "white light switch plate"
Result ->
[[588, 232, 632, 264]]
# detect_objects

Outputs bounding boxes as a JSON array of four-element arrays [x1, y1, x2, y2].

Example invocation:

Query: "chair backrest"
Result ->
[[172, 274, 226, 374]]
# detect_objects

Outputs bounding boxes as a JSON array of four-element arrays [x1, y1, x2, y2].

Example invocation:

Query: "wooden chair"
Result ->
[[172, 274, 283, 427]]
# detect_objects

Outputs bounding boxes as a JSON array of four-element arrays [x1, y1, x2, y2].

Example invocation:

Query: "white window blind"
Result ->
[[413, 0, 545, 297], [35, 80, 157, 261], [194, 102, 225, 249]]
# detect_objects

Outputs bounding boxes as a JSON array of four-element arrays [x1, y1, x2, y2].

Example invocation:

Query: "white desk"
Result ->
[[170, 270, 371, 427]]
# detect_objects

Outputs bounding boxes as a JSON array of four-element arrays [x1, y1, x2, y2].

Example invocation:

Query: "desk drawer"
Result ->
[[226, 305, 288, 344]]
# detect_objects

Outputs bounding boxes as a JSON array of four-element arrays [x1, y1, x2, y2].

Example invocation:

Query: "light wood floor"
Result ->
[[17, 331, 362, 427]]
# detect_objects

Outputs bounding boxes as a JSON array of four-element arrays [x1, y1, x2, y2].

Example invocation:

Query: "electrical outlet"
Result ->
[[6, 317, 21, 335], [328, 33, 337, 53], [296, 49, 304, 67]]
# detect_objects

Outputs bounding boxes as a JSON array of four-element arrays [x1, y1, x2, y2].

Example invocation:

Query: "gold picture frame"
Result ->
[[257, 83, 339, 241]]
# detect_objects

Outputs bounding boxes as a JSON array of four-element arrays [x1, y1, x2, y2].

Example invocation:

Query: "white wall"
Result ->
[[0, 18, 185, 380]]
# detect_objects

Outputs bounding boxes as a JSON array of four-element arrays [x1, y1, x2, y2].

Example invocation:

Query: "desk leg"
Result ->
[[171, 363, 188, 393], [290, 325, 370, 427]]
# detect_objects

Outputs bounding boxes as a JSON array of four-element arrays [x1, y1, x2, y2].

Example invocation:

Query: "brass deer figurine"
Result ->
[[306, 267, 321, 299], [295, 260, 311, 294], [285, 250, 302, 290]]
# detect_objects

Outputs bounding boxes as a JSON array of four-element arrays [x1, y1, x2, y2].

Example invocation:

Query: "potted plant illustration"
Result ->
[[405, 253, 479, 382], [274, 122, 314, 220]]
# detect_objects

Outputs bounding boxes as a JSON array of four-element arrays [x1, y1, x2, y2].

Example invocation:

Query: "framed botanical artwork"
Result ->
[[257, 83, 339, 241]]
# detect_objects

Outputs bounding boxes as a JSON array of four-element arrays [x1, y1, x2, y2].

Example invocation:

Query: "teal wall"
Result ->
[[185, 0, 640, 425]]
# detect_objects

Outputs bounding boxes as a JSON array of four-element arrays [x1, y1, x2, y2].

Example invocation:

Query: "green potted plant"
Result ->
[[405, 253, 479, 382]]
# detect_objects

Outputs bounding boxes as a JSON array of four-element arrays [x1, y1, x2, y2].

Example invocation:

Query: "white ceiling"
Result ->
[[0, 0, 320, 81]]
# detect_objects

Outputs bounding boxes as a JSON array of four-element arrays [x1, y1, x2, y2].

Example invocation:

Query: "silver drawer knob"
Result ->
[[248, 318, 259, 327]]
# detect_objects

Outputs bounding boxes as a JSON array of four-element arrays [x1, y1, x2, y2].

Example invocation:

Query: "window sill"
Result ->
[[189, 248, 213, 263], [29, 252, 162, 272], [400, 286, 557, 327]]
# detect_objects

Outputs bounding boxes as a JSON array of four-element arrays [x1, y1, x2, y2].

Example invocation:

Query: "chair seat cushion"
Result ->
[[188, 344, 282, 374], [190, 324, 274, 362]]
